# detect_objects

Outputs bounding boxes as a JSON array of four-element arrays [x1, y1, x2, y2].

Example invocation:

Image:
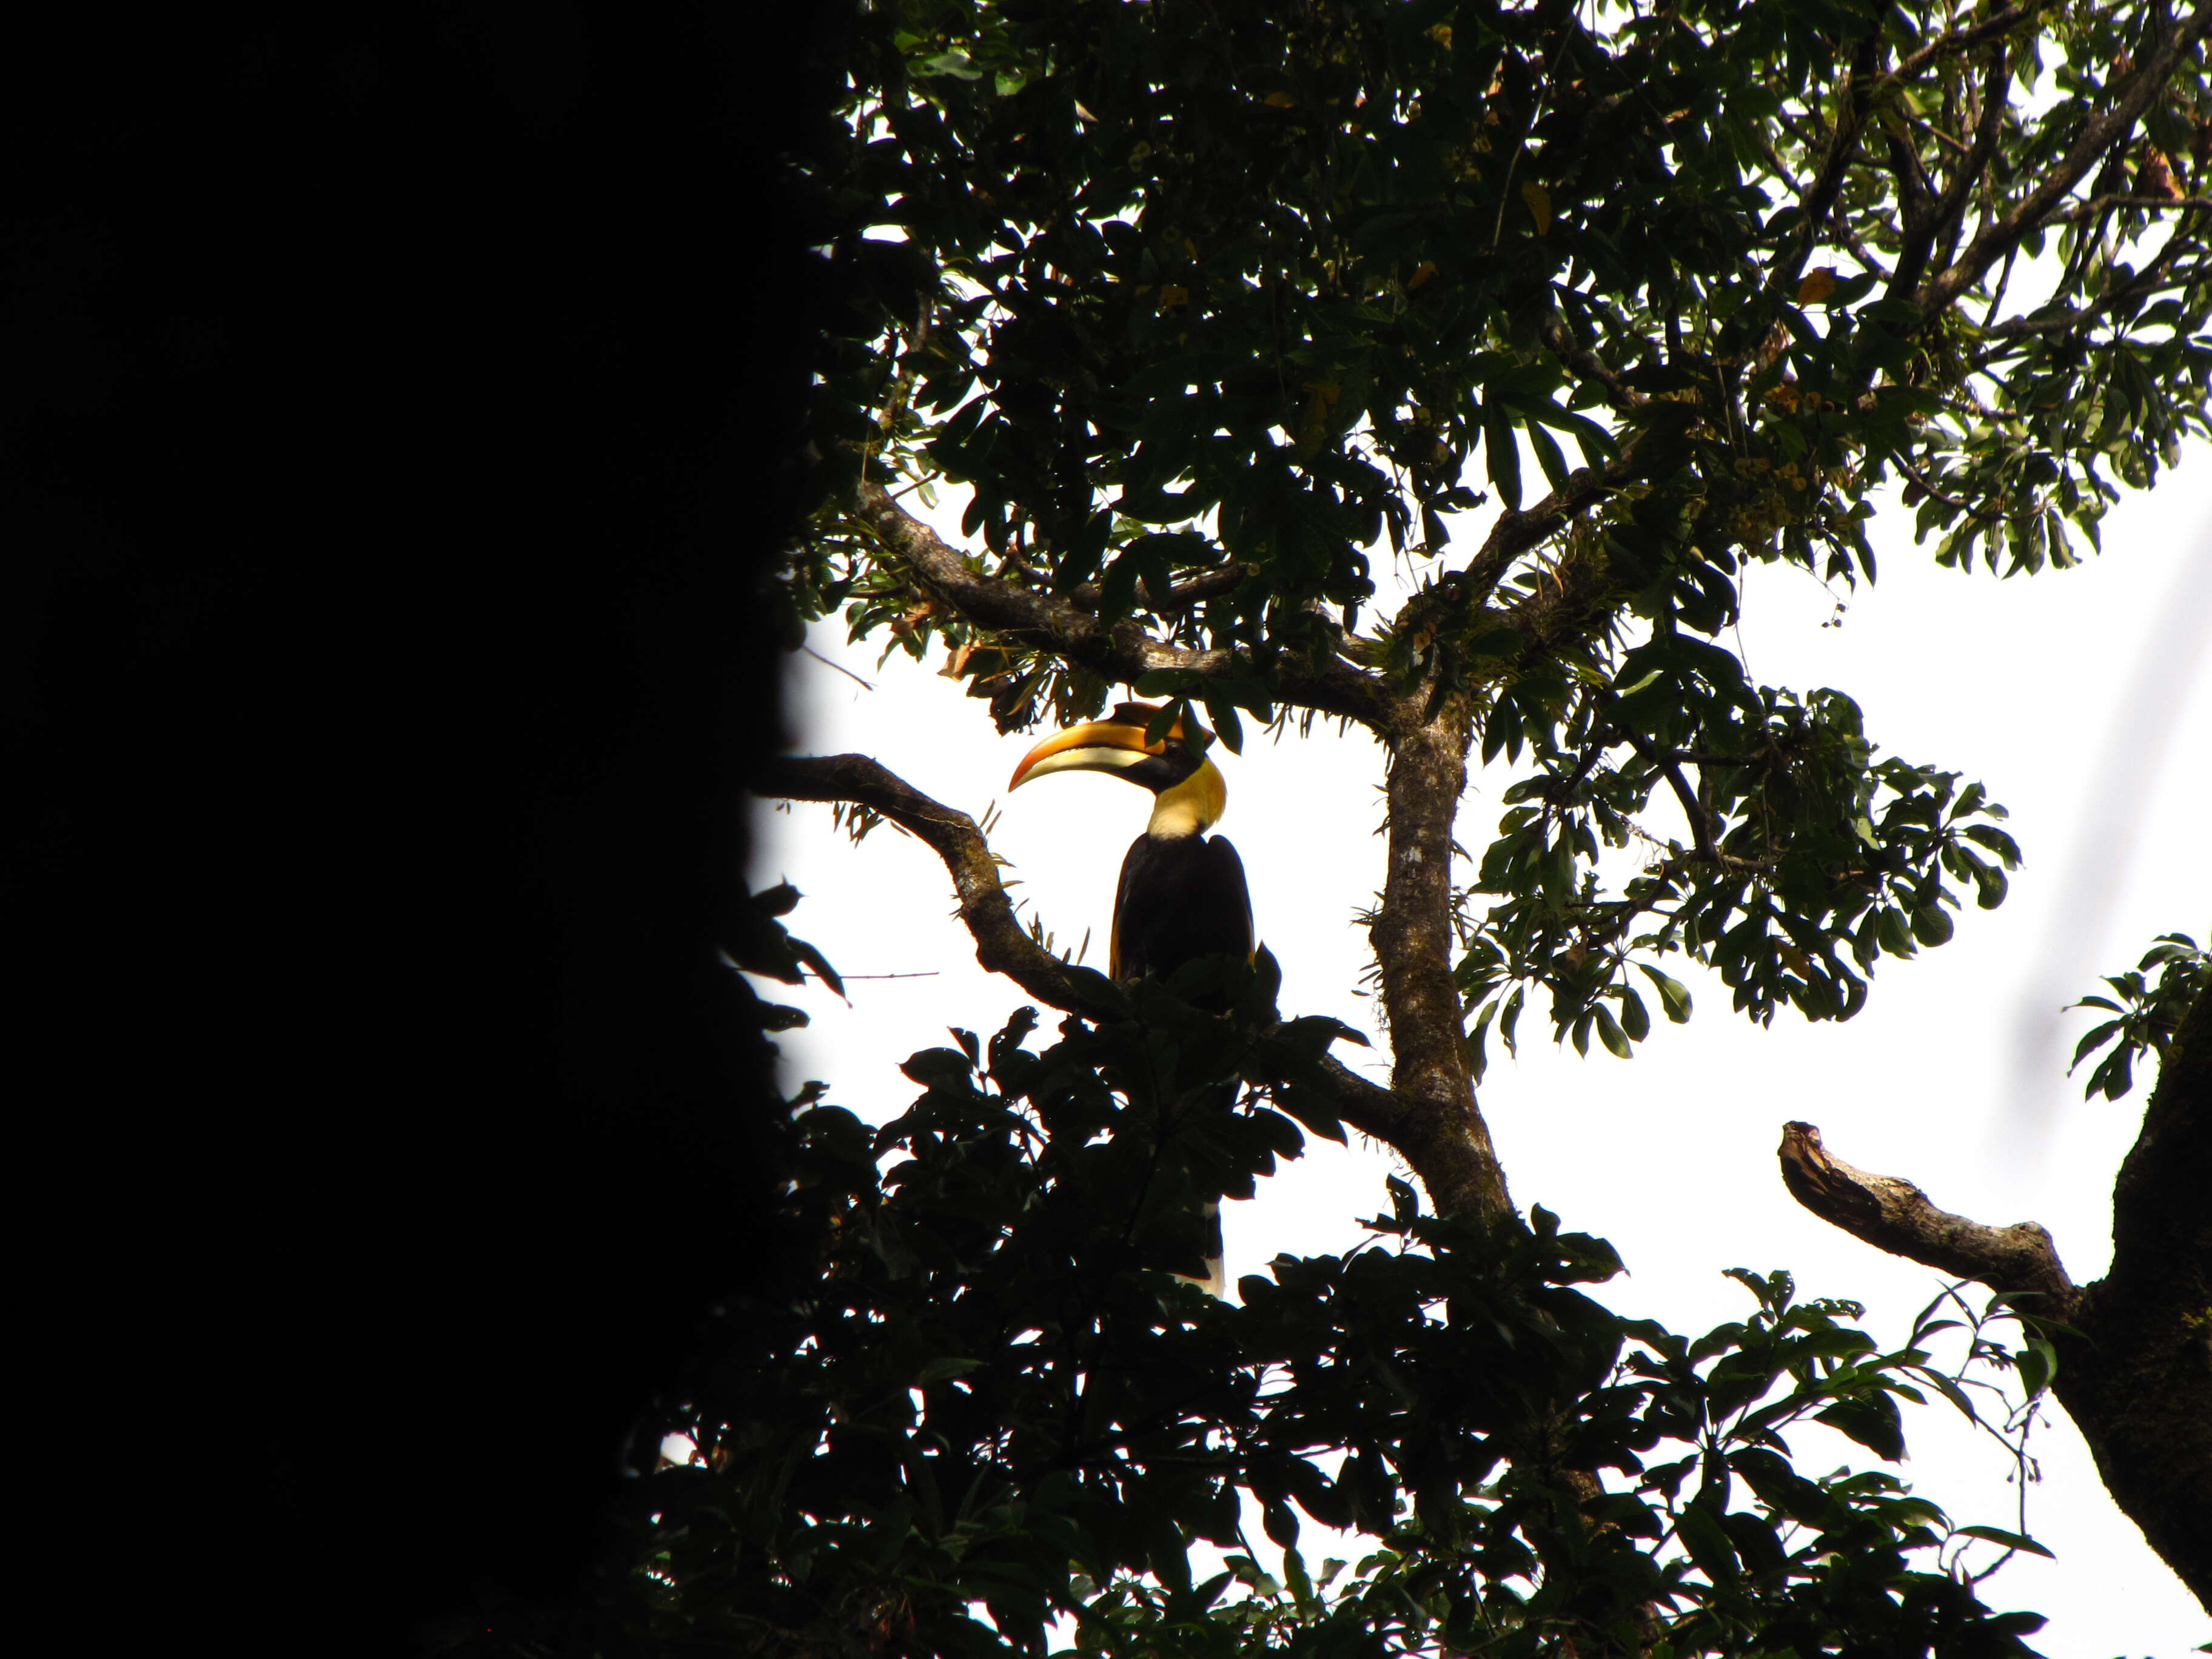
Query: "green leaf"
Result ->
[[1971, 862, 2008, 910], [1910, 903, 1954, 947], [2015, 1338, 2058, 1399], [1202, 688, 1247, 754], [1619, 986, 1651, 1042], [1955, 1524, 2056, 1560], [1527, 421, 1570, 490], [914, 50, 984, 80], [1593, 1002, 1632, 1058], [1133, 668, 1198, 696], [1675, 1503, 1739, 1583], [1815, 1393, 1906, 1461], [1638, 964, 1694, 1023], [1484, 415, 1523, 512]]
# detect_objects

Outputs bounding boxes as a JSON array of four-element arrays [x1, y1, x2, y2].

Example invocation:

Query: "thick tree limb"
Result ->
[[1888, 46, 2012, 301], [1067, 563, 1255, 616], [1370, 714, 1516, 1228], [764, 753, 1114, 1019], [1776, 1122, 2078, 1307], [760, 753, 1473, 1203], [1539, 307, 1637, 412], [1383, 398, 1697, 671], [2085, 982, 2212, 1612], [1778, 982, 2212, 1610], [2108, 973, 2212, 1293], [851, 480, 1396, 730]]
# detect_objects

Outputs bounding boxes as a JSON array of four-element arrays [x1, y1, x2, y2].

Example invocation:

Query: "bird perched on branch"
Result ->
[[1010, 701, 1254, 1294]]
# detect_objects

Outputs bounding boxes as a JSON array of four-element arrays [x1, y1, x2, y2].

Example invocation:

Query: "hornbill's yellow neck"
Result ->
[[1144, 763, 1224, 839], [1007, 702, 1227, 838]]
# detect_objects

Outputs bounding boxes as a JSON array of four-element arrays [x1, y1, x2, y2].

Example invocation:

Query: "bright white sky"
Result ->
[[756, 445, 2211, 1652]]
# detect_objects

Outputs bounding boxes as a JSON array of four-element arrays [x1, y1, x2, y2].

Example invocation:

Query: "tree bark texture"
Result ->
[[1778, 985, 2211, 1611], [1370, 714, 1515, 1227]]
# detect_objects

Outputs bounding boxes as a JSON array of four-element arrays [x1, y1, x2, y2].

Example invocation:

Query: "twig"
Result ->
[[803, 645, 876, 691]]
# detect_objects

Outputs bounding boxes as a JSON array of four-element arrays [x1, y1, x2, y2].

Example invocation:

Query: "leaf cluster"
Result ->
[[788, 0, 2211, 1064], [1460, 675, 2021, 1068], [2067, 930, 2209, 1101], [809, 0, 2212, 636], [625, 997, 2056, 1657]]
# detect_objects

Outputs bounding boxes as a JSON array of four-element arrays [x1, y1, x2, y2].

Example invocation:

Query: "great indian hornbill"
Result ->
[[1010, 702, 1253, 1295]]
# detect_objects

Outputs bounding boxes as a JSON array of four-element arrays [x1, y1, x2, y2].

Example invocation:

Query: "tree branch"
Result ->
[[1922, 0, 2212, 315], [2106, 973, 2212, 1301], [1877, 1, 2050, 86], [1767, 10, 1894, 306], [2043, 192, 2212, 226], [1975, 234, 2207, 339], [1777, 978, 2212, 1610], [759, 752, 1492, 1216], [851, 479, 1396, 729], [1775, 1122, 2079, 1307], [1395, 398, 1699, 657], [1067, 563, 1255, 616], [1621, 729, 1719, 860], [1540, 304, 1637, 411], [2083, 981, 2212, 1612], [764, 753, 1118, 1019], [1370, 712, 1517, 1228], [1891, 46, 2012, 300]]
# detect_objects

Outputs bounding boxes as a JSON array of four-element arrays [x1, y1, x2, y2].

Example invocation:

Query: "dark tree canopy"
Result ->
[[626, 0, 2211, 1653]]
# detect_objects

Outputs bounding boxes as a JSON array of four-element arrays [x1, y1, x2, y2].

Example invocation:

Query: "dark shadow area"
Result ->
[[7, 5, 852, 1648]]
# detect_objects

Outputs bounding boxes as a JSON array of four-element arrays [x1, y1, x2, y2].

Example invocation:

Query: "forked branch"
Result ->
[[850, 481, 1396, 729], [1921, 0, 2212, 314], [760, 753, 1498, 1214]]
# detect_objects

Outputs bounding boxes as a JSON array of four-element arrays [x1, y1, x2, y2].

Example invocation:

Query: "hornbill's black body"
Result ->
[[1010, 702, 1253, 1293], [1110, 832, 1253, 988]]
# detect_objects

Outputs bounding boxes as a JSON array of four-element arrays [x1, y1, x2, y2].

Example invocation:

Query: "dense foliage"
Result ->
[[631, 979, 2054, 1655], [796, 0, 2211, 1050], [623, 0, 2212, 1650]]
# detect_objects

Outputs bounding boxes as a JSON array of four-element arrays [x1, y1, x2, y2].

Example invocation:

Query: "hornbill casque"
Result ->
[[1010, 702, 1253, 1296]]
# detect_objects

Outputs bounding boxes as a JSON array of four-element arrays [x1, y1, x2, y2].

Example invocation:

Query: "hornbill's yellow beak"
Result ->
[[1007, 712, 1176, 790], [1008, 702, 1228, 839]]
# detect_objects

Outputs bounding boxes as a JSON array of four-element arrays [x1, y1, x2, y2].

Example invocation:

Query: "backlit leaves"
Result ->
[[631, 1004, 2056, 1655], [2068, 931, 2209, 1101], [795, 0, 2210, 1071]]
